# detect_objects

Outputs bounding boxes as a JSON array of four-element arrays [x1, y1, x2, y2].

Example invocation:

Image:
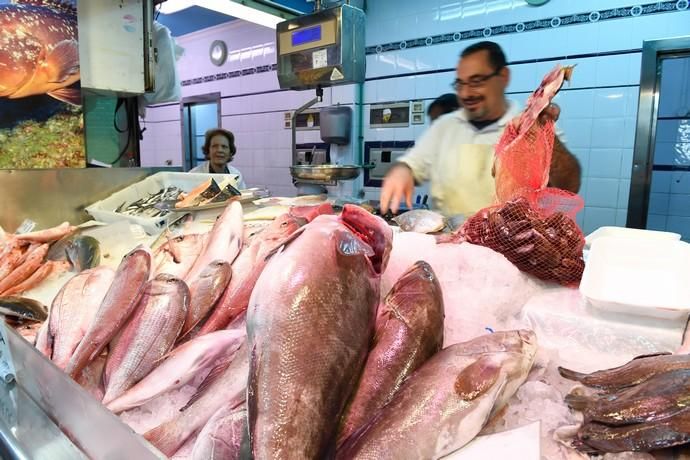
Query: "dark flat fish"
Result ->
[[558, 354, 690, 390], [65, 235, 100, 271], [0, 296, 48, 322], [567, 368, 690, 426], [577, 409, 690, 453]]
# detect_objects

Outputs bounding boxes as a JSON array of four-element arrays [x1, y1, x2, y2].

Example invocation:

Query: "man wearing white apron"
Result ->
[[380, 41, 581, 217]]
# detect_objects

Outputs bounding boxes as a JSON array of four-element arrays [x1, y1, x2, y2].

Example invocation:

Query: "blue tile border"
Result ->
[[178, 1, 685, 89], [181, 63, 277, 87], [365, 1, 683, 55]]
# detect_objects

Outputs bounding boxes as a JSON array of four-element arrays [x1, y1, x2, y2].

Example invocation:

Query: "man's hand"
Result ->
[[379, 164, 415, 215]]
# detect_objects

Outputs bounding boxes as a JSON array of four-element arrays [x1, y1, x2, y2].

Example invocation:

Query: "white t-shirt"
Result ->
[[189, 161, 247, 189], [398, 101, 564, 217]]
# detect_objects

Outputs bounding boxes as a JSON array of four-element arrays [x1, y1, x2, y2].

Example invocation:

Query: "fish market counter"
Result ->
[[3, 168, 690, 459]]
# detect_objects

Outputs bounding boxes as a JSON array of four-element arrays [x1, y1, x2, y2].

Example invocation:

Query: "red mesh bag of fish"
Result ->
[[459, 65, 585, 286]]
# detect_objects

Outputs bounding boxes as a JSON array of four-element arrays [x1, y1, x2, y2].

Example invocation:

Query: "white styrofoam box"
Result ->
[[584, 226, 681, 249], [580, 236, 690, 320], [85, 172, 240, 235], [442, 421, 539, 460]]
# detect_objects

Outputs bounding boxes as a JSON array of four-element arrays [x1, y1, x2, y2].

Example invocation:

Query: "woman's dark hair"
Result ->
[[202, 128, 237, 160], [460, 41, 507, 72], [427, 93, 461, 117]]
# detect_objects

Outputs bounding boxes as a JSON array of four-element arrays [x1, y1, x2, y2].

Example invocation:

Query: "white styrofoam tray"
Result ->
[[85, 172, 239, 235], [580, 236, 690, 320], [584, 226, 680, 250]]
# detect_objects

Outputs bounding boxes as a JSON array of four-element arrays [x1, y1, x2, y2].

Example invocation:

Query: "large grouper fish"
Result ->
[[246, 204, 393, 459], [0, 0, 80, 105]]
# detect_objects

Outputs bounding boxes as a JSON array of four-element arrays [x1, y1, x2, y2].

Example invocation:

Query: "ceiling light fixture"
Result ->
[[159, 0, 284, 29]]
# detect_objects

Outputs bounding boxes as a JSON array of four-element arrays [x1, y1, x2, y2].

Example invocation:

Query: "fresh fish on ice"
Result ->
[[106, 329, 246, 414], [191, 405, 247, 460], [102, 273, 189, 405], [181, 260, 231, 337], [0, 296, 48, 322], [392, 209, 446, 233], [197, 213, 304, 335], [246, 204, 393, 459], [566, 368, 690, 426], [48, 266, 115, 370], [558, 353, 690, 391], [184, 201, 243, 283], [65, 245, 151, 379], [337, 330, 538, 460], [338, 260, 444, 445], [144, 343, 249, 456]]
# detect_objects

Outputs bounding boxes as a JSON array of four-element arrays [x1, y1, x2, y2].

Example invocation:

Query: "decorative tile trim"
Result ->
[[365, 1, 682, 55], [180, 63, 277, 87], [178, 1, 684, 89]]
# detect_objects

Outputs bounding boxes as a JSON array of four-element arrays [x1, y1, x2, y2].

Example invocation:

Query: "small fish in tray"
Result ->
[[115, 186, 183, 218]]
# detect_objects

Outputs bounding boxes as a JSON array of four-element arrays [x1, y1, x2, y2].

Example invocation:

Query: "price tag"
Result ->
[[0, 322, 16, 384], [312, 49, 328, 69]]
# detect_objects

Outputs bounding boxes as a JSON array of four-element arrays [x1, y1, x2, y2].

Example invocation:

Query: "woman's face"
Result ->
[[209, 134, 231, 168]]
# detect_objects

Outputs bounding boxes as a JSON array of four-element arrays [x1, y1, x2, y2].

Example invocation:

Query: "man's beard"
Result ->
[[462, 97, 487, 120]]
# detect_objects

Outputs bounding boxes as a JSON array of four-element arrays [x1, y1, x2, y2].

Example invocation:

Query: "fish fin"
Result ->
[[335, 229, 374, 258], [454, 356, 501, 401], [262, 227, 305, 262], [46, 40, 80, 83], [48, 87, 81, 106], [632, 351, 671, 360], [180, 357, 233, 411], [246, 343, 260, 455], [564, 391, 593, 411], [557, 366, 588, 382]]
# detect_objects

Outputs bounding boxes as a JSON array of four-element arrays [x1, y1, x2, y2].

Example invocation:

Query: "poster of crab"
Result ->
[[0, 0, 85, 169]]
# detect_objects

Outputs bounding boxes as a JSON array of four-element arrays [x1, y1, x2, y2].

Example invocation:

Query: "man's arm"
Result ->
[[548, 135, 581, 193]]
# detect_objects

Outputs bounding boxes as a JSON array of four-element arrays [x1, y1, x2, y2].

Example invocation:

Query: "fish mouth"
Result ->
[[340, 204, 393, 275], [518, 329, 537, 345]]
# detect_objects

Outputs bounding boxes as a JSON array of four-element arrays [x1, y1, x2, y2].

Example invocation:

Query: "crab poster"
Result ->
[[0, 0, 85, 168]]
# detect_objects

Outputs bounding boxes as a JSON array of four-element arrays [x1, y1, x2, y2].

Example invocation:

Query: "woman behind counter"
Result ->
[[190, 128, 247, 189]]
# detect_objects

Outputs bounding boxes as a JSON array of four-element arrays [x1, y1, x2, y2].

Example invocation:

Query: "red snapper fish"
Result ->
[[0, 0, 80, 105]]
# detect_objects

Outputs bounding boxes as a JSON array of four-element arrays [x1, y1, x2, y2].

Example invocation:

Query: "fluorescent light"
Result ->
[[159, 0, 284, 29]]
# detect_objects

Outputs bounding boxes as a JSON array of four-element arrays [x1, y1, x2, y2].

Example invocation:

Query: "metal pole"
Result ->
[[291, 86, 323, 166]]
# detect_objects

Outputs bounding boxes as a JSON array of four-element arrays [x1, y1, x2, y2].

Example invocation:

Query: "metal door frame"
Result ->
[[628, 35, 690, 228], [179, 92, 221, 170]]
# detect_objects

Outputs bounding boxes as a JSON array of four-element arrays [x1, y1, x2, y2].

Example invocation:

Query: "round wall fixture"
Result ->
[[525, 0, 550, 5], [209, 40, 228, 67]]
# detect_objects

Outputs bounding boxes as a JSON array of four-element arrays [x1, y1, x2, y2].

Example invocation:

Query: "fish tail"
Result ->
[[557, 366, 588, 382], [144, 423, 182, 457]]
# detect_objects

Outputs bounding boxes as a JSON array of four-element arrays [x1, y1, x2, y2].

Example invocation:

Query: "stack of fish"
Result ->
[[24, 200, 540, 460], [559, 354, 690, 453], [115, 186, 183, 218], [0, 221, 101, 299]]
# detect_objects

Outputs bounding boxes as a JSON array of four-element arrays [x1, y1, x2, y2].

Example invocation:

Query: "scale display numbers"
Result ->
[[292, 25, 322, 47]]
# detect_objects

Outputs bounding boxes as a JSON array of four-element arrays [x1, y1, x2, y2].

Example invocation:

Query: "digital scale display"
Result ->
[[292, 25, 322, 47]]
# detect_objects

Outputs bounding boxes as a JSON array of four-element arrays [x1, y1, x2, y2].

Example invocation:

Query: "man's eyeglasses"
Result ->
[[452, 68, 502, 90]]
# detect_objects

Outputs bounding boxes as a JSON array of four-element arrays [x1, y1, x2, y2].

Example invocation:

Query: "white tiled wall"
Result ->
[[359, 0, 689, 233], [140, 1, 690, 234]]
